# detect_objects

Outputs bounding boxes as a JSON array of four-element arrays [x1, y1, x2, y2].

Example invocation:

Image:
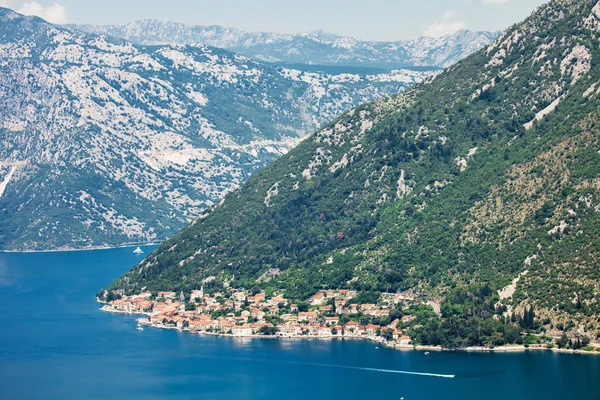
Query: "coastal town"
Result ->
[[99, 287, 424, 347]]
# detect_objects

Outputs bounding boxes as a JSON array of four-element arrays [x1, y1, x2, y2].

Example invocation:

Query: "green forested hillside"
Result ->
[[108, 0, 600, 343]]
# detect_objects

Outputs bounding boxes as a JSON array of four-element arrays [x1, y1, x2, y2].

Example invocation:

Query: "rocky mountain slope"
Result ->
[[0, 7, 436, 251], [110, 0, 600, 343], [73, 21, 498, 68]]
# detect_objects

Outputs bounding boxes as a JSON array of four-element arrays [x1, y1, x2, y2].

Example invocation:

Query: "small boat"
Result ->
[[424, 351, 430, 355], [133, 247, 144, 254], [375, 346, 379, 349], [137, 324, 144, 331]]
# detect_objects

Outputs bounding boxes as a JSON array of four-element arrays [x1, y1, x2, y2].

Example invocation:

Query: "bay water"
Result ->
[[1, 247, 599, 400]]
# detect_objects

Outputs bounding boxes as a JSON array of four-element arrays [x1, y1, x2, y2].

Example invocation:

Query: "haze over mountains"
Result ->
[[110, 0, 600, 341], [74, 21, 499, 69]]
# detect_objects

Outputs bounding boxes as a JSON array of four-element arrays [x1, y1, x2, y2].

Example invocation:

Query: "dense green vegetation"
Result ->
[[108, 0, 600, 346]]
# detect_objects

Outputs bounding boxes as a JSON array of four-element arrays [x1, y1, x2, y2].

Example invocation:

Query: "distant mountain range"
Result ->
[[73, 21, 500, 68], [0, 7, 439, 251]]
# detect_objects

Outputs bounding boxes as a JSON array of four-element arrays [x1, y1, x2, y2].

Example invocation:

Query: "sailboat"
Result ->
[[133, 247, 143, 254]]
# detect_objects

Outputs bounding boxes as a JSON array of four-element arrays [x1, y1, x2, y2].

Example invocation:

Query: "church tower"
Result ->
[[179, 290, 185, 312]]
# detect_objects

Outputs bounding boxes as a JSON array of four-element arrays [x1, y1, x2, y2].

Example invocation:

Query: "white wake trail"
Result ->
[[308, 362, 455, 378]]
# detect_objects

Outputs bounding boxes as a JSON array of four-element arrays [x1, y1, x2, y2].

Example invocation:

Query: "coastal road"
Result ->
[[426, 300, 441, 317]]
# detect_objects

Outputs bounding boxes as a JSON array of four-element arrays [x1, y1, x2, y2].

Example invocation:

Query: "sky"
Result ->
[[0, 0, 550, 40]]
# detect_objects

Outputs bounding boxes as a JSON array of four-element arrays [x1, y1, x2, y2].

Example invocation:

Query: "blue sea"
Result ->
[[1, 246, 599, 400]]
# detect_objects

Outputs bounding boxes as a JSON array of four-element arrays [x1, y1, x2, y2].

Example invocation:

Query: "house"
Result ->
[[221, 322, 235, 333], [347, 304, 360, 314], [298, 311, 318, 322], [231, 291, 247, 302], [367, 309, 389, 317], [290, 304, 298, 312], [250, 307, 265, 320], [318, 326, 332, 336], [174, 316, 186, 330], [393, 293, 411, 304], [310, 294, 325, 306], [302, 325, 315, 335], [271, 296, 286, 306], [319, 305, 333, 314], [109, 299, 130, 312], [398, 335, 411, 345], [266, 305, 279, 315], [361, 304, 377, 313], [365, 324, 380, 336], [157, 291, 176, 300], [190, 290, 204, 302], [325, 316, 339, 326], [345, 321, 360, 334], [188, 319, 202, 331], [232, 324, 254, 336], [223, 300, 234, 309], [247, 296, 258, 304], [401, 315, 416, 324], [279, 322, 302, 337]]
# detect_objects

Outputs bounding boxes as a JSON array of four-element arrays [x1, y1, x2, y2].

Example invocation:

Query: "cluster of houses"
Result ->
[[101, 288, 417, 345]]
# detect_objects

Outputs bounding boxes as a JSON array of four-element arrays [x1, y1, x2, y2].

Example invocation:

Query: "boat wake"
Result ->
[[186, 353, 455, 379], [306, 362, 455, 378]]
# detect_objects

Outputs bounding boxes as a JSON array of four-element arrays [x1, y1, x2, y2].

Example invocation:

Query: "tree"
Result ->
[[329, 298, 337, 314], [258, 326, 278, 335], [382, 328, 394, 342], [250, 286, 261, 295], [520, 305, 536, 330], [106, 291, 122, 302], [557, 333, 569, 349]]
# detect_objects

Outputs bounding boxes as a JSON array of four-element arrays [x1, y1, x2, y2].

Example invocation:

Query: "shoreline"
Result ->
[[103, 308, 600, 356], [0, 242, 161, 254]]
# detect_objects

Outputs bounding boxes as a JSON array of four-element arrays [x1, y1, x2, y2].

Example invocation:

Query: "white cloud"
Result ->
[[483, 0, 509, 4], [16, 2, 68, 24], [424, 10, 466, 37]]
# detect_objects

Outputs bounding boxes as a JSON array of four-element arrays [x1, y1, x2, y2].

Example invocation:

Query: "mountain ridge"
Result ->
[[0, 6, 436, 251], [72, 21, 500, 68], [108, 0, 600, 345]]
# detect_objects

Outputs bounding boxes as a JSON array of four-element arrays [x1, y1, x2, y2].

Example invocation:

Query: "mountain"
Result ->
[[73, 21, 499, 69], [0, 7, 437, 251], [108, 0, 600, 345]]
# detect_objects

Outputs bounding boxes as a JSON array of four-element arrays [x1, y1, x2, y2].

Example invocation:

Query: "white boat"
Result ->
[[133, 247, 144, 254], [424, 351, 430, 355], [137, 324, 144, 331]]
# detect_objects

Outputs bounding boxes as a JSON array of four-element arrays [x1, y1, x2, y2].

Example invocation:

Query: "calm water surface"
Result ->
[[1, 247, 599, 400]]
